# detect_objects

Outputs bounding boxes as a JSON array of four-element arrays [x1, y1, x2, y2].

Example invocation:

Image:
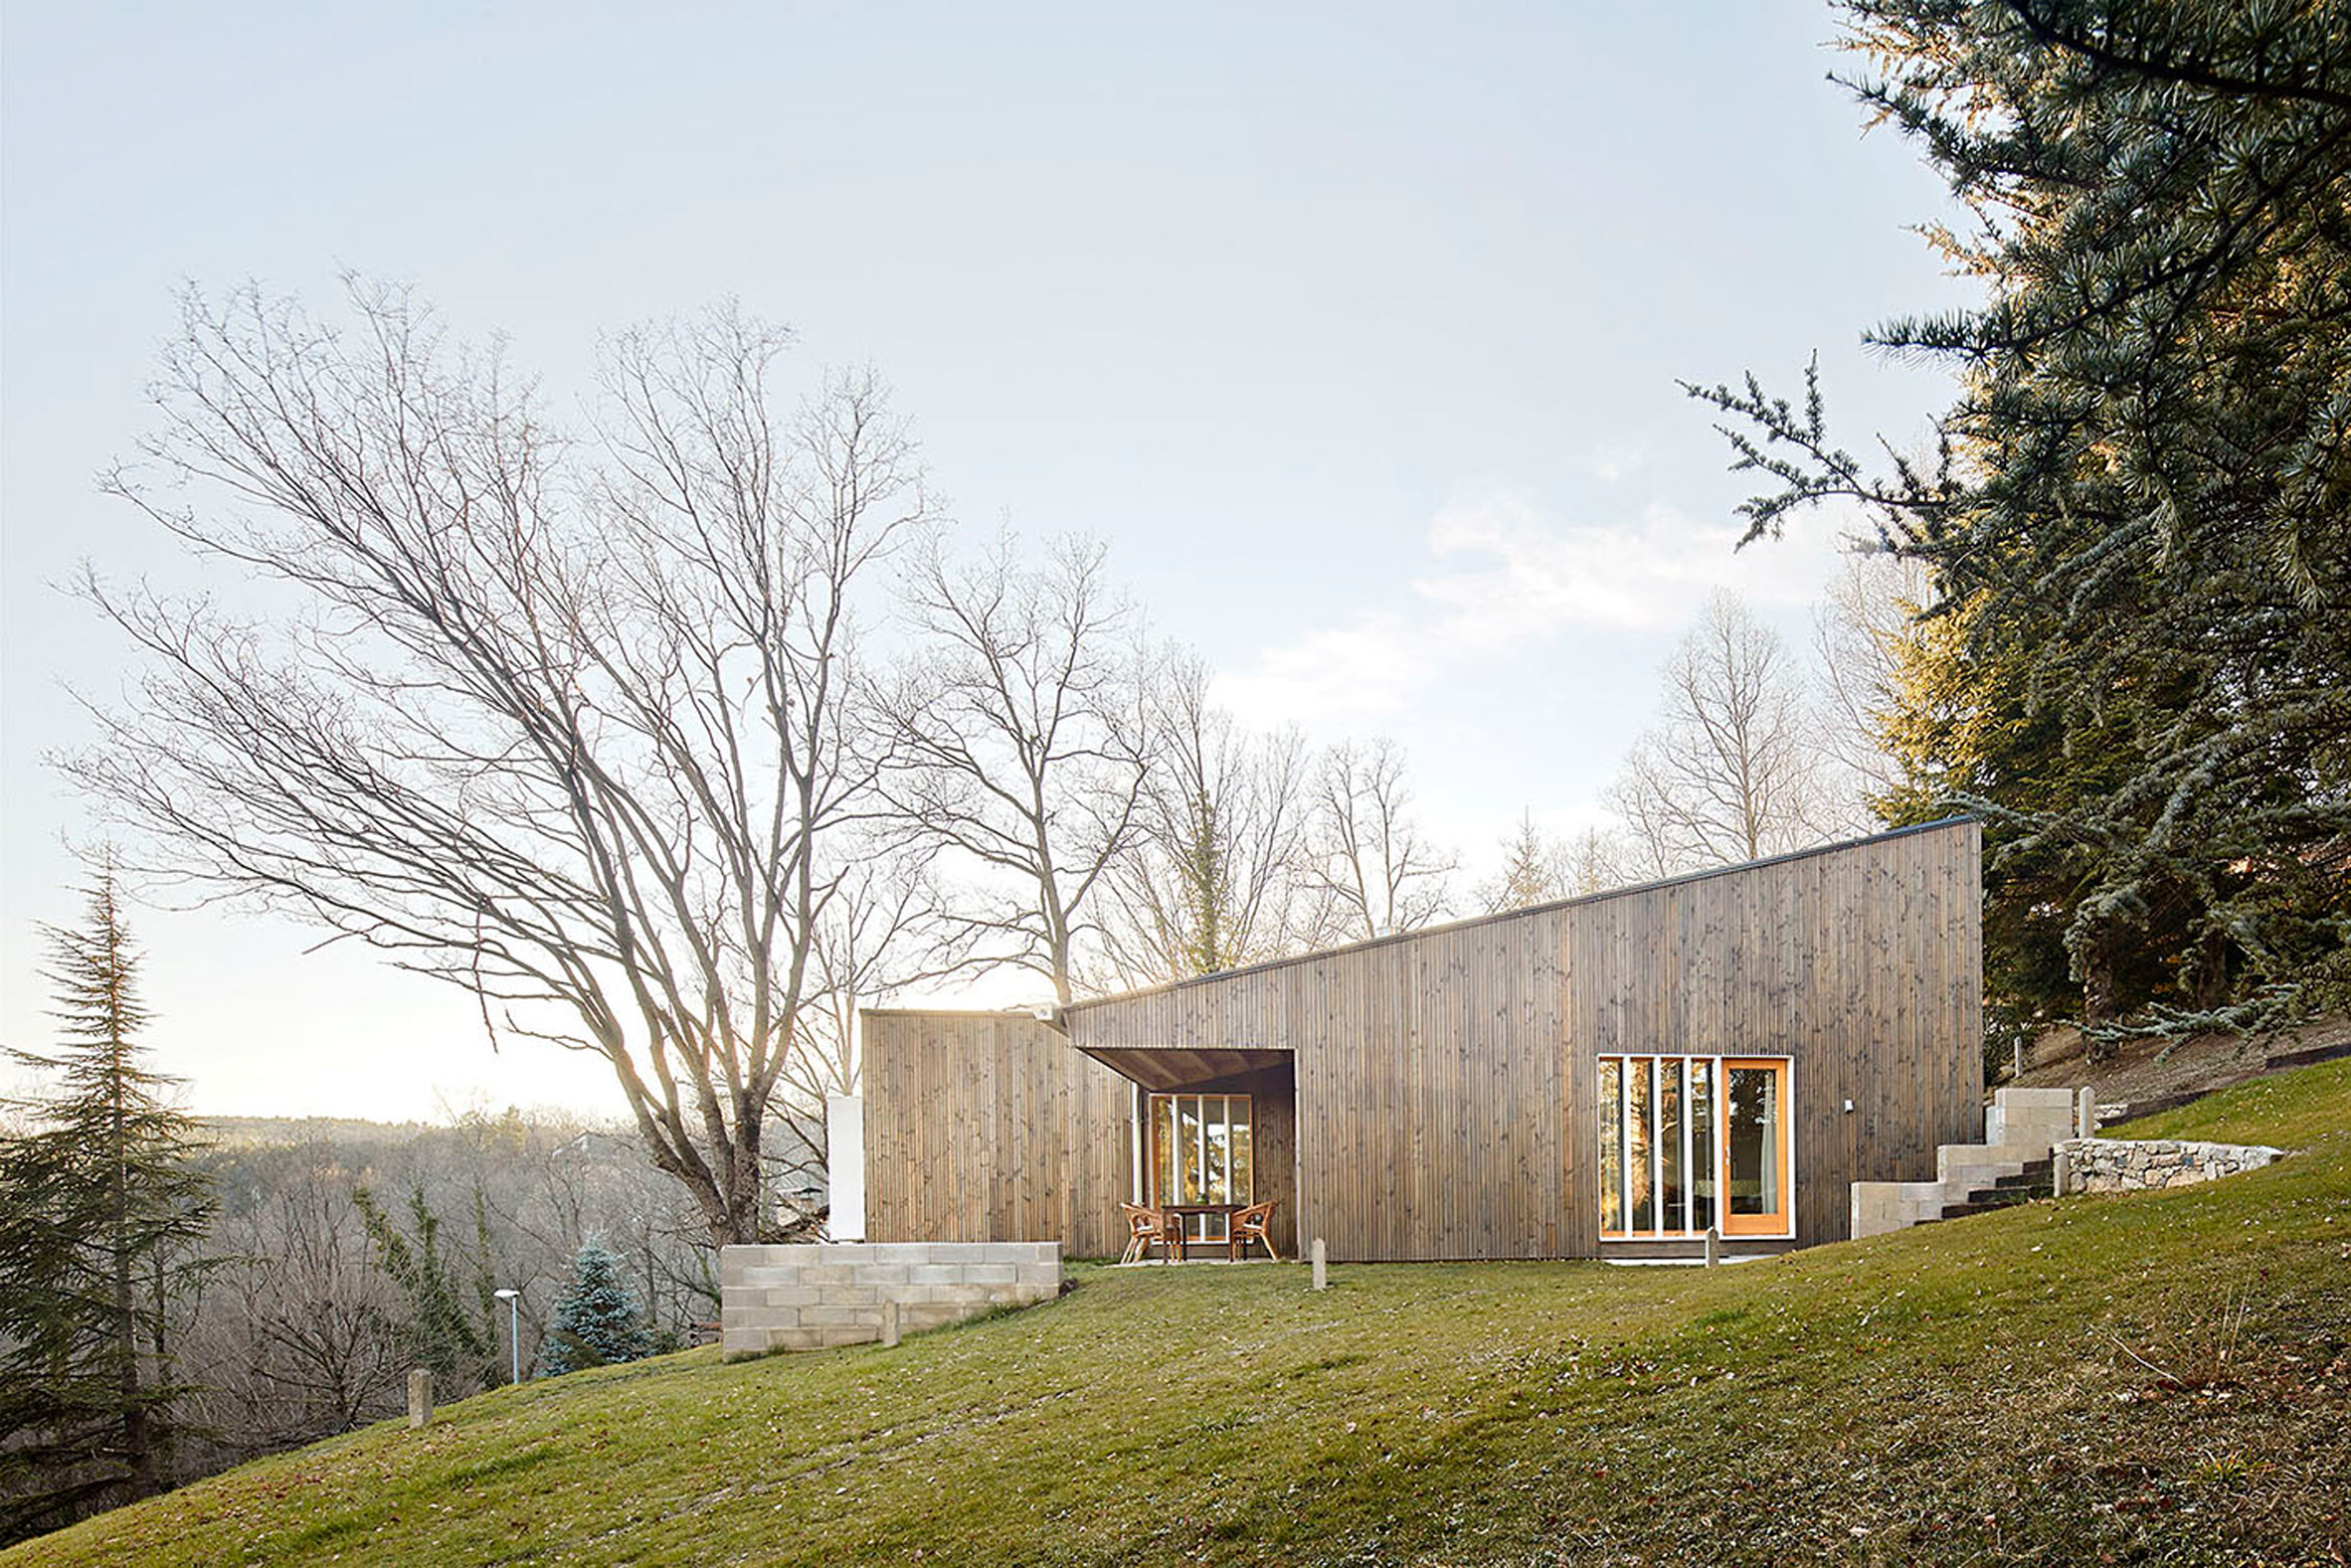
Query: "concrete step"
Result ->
[[1960, 1180, 2050, 1204], [1856, 1093, 2080, 1241], [1939, 1172, 2052, 1220], [1936, 1141, 2044, 1185], [1985, 1087, 2081, 1149]]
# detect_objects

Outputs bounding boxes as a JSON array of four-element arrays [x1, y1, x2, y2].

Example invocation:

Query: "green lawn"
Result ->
[[16, 1062, 2350, 1567]]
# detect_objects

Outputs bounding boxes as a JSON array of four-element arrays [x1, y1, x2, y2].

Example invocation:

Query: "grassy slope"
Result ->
[[18, 1062, 2350, 1568]]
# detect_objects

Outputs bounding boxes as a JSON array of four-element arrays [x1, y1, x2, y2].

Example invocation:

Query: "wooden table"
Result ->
[[1160, 1203, 1246, 1262]]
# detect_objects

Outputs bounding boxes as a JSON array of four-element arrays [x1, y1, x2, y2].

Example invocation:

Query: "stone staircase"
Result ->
[[1851, 1086, 2086, 1240], [1929, 1157, 2054, 1221]]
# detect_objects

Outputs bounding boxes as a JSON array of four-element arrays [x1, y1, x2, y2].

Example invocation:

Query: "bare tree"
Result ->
[[1604, 592, 1854, 877], [1095, 651, 1317, 987], [875, 532, 1152, 1004], [1475, 810, 1573, 914], [785, 846, 975, 1106], [1812, 547, 1932, 811], [180, 1165, 405, 1461], [1562, 826, 1633, 896], [1304, 739, 1455, 941], [1473, 810, 1629, 912], [66, 282, 929, 1246], [1467, 817, 1636, 912]]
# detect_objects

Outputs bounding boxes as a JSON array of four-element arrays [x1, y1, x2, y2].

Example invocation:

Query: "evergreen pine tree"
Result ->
[[1691, 1, 2351, 1053], [537, 1240, 655, 1376], [0, 865, 215, 1544]]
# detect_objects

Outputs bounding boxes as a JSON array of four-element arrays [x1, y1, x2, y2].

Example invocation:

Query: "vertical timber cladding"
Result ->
[[1066, 908, 1571, 1261], [860, 1009, 1130, 1259], [1569, 818, 1984, 1249], [1069, 819, 1984, 1259]]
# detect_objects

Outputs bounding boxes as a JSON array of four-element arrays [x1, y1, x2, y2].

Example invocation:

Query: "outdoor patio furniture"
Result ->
[[1118, 1201, 1173, 1265], [1160, 1202, 1239, 1262], [1230, 1200, 1279, 1260]]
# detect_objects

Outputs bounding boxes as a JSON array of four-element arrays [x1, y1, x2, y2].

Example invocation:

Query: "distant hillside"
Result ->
[[199, 1114, 438, 1145], [24, 1059, 2349, 1567]]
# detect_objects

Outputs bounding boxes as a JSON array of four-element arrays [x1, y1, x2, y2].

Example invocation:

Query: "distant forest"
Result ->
[[179, 1105, 816, 1478]]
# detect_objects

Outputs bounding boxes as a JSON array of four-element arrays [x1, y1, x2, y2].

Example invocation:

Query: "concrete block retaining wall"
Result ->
[[2053, 1137, 2282, 1195], [720, 1242, 1061, 1358]]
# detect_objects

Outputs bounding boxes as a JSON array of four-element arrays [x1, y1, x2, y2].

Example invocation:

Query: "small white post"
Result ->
[[2076, 1087, 2096, 1140], [880, 1298, 901, 1348], [407, 1368, 434, 1429], [2051, 1148, 2072, 1198], [1309, 1237, 1328, 1291], [1703, 1226, 1720, 1268]]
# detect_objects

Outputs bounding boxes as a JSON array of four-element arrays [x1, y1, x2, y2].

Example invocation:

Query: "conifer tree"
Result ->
[[1477, 812, 1572, 914], [538, 1240, 655, 1375], [352, 1184, 501, 1394], [1690, 1, 2351, 1052], [0, 866, 215, 1544]]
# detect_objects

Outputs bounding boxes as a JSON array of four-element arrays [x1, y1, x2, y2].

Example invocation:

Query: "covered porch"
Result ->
[[1079, 1043, 1300, 1262]]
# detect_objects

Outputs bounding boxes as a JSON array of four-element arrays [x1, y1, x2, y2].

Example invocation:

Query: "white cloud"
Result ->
[[1215, 487, 1842, 729], [1415, 491, 1829, 642], [1571, 440, 1648, 484], [1214, 612, 1430, 726]]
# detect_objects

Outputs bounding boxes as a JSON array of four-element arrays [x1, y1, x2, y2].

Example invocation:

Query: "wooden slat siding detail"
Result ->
[[861, 1009, 1129, 1259], [1065, 819, 1983, 1259]]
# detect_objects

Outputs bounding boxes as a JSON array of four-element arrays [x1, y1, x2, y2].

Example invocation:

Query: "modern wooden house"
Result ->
[[861, 818, 1983, 1262]]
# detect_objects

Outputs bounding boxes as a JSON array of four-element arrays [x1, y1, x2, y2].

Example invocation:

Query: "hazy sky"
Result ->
[[1, 3, 1971, 1121]]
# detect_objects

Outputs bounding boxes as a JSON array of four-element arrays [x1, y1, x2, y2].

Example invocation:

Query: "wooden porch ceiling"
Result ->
[[1076, 1045, 1292, 1093]]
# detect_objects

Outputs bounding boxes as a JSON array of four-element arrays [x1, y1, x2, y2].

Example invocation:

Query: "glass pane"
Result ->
[[1153, 1096, 1176, 1206], [1626, 1058, 1654, 1233], [1691, 1062, 1716, 1233], [1597, 1059, 1622, 1233], [1204, 1096, 1232, 1203], [1178, 1097, 1204, 1204], [1230, 1098, 1252, 1204], [1660, 1060, 1685, 1233], [1726, 1067, 1780, 1219]]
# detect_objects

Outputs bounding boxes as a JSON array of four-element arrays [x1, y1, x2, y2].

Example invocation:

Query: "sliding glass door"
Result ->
[[1150, 1094, 1253, 1243], [1597, 1055, 1789, 1240]]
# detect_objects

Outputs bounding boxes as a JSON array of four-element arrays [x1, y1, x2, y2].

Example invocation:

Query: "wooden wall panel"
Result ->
[[1068, 818, 1984, 1259], [861, 1009, 1130, 1258]]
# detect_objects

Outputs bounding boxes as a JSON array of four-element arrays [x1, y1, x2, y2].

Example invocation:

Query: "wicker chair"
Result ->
[[1230, 1200, 1280, 1260], [1119, 1201, 1172, 1265]]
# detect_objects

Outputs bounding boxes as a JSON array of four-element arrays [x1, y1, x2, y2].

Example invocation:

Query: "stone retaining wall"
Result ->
[[2052, 1137, 2282, 1195], [720, 1241, 1061, 1358]]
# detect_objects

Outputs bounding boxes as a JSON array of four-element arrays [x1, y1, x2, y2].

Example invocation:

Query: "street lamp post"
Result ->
[[494, 1288, 521, 1385]]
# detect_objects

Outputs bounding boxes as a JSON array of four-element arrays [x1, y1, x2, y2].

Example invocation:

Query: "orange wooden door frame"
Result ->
[[1718, 1057, 1791, 1237]]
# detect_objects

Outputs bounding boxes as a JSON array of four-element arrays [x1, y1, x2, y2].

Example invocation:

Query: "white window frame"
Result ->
[[1598, 1053, 1794, 1243]]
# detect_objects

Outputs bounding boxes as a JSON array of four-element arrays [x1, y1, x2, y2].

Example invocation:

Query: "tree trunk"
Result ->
[[2191, 926, 2232, 1010], [2081, 942, 2119, 1065], [110, 1086, 157, 1500]]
